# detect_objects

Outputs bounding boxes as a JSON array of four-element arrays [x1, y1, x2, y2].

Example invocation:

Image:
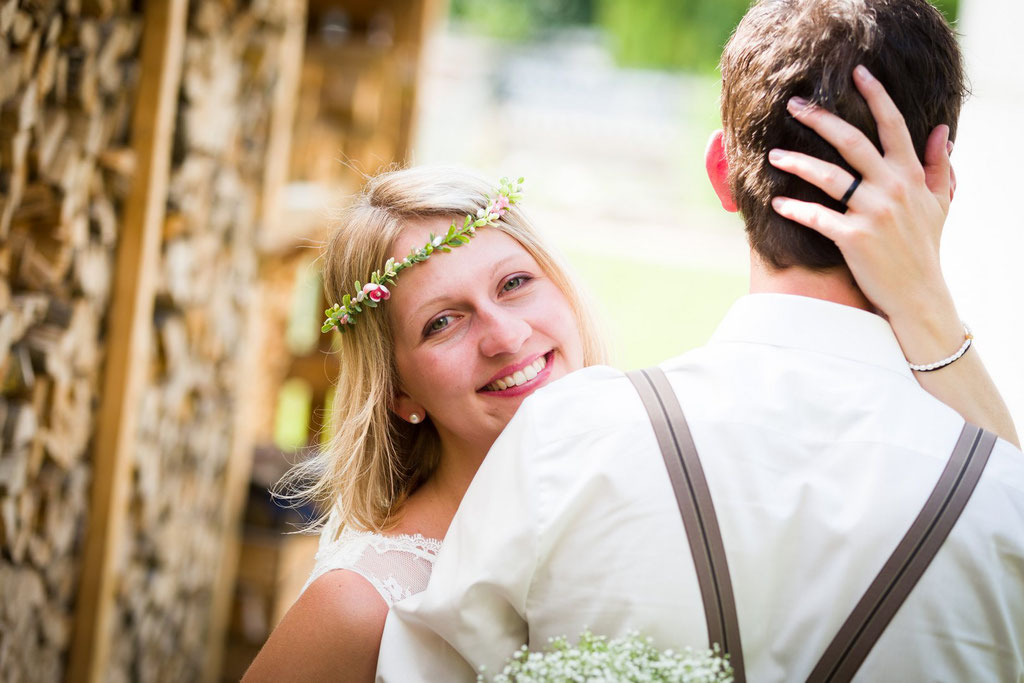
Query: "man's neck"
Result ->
[[748, 251, 876, 313]]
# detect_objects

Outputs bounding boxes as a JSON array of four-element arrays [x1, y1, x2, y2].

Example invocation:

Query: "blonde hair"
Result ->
[[280, 166, 609, 534]]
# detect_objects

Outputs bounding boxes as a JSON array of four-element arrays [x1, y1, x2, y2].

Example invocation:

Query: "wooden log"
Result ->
[[0, 447, 27, 496], [14, 228, 73, 293], [0, 498, 15, 555], [0, 562, 46, 623], [97, 146, 135, 179], [40, 603, 71, 649], [78, 17, 100, 53], [20, 31, 42, 89], [54, 52, 68, 103], [44, 546, 77, 606], [36, 43, 58, 97], [10, 182, 59, 227], [2, 343, 36, 396], [160, 210, 187, 241], [27, 528, 52, 567], [41, 136, 78, 189], [25, 323, 70, 389], [35, 108, 69, 174], [0, 47, 21, 103], [27, 375, 51, 477], [29, 463, 70, 569], [45, 377, 94, 469], [44, 11, 62, 46], [82, 0, 117, 20], [0, 0, 17, 35], [69, 106, 104, 158], [97, 20, 137, 95], [2, 398, 37, 451], [74, 242, 112, 304], [0, 128, 30, 238], [70, 52, 99, 114], [0, 275, 10, 312], [10, 10, 34, 45], [89, 193, 118, 243]]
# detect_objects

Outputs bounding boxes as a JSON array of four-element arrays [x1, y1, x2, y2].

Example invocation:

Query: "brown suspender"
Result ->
[[628, 366, 998, 683], [806, 422, 998, 682], [628, 367, 746, 682]]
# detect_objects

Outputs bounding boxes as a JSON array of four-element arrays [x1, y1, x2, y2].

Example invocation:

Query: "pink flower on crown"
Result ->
[[362, 282, 391, 302], [339, 313, 351, 326], [493, 195, 510, 216]]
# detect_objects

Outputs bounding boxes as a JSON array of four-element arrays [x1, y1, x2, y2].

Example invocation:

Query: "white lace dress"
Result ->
[[302, 514, 443, 607]]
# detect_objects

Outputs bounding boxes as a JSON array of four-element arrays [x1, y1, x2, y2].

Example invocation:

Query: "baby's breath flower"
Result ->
[[478, 630, 733, 683]]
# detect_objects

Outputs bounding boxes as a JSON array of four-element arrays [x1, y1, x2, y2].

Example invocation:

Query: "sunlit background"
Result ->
[[3, 0, 1019, 680]]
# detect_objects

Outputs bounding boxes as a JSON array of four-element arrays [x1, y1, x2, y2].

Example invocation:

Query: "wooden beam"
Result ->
[[257, 0, 308, 251], [393, 0, 445, 164], [203, 1, 308, 680], [67, 1, 188, 680]]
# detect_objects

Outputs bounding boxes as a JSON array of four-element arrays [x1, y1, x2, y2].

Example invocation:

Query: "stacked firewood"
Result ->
[[0, 0, 141, 679], [102, 2, 295, 680]]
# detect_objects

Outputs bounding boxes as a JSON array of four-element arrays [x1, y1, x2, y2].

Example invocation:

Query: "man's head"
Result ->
[[710, 0, 967, 270]]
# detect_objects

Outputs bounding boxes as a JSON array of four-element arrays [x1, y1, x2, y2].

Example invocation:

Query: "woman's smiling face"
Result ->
[[389, 216, 585, 455]]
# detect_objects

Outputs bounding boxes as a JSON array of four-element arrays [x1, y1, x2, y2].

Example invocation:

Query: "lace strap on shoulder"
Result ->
[[302, 527, 443, 607]]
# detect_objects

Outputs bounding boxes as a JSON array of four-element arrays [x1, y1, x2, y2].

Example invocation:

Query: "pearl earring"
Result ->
[[409, 413, 421, 424]]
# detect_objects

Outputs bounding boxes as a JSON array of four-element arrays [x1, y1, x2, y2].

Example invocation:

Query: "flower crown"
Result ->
[[322, 176, 525, 334]]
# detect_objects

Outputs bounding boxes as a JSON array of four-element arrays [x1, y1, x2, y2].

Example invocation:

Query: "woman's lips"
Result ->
[[479, 351, 554, 397]]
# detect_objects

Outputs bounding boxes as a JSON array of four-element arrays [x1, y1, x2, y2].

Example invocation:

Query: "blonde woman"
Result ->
[[245, 148, 1016, 678]]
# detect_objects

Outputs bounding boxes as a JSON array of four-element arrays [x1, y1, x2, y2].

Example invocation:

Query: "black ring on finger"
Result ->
[[840, 176, 862, 207]]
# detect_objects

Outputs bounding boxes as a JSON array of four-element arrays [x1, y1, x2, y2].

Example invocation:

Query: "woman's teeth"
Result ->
[[486, 355, 548, 392]]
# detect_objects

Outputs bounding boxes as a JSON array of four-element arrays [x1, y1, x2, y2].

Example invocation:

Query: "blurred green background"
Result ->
[[451, 0, 960, 72]]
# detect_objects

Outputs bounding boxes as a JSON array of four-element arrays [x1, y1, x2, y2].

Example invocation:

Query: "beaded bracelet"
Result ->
[[908, 323, 973, 372]]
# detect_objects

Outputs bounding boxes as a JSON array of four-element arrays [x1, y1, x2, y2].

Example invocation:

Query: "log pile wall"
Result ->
[[0, 1, 141, 680], [102, 2, 295, 681]]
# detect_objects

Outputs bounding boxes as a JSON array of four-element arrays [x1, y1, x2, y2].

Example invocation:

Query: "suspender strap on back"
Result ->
[[627, 367, 746, 683], [806, 422, 998, 682], [629, 366, 998, 683]]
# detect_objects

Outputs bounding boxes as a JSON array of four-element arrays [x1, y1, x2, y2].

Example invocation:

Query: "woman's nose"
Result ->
[[477, 306, 531, 358]]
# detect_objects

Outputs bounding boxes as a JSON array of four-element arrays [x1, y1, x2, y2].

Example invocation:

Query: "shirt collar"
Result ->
[[709, 293, 914, 379]]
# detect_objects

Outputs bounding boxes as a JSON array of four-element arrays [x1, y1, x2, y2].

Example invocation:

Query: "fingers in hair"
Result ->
[[768, 148, 861, 207], [852, 65, 918, 168], [786, 96, 889, 181], [771, 196, 847, 242]]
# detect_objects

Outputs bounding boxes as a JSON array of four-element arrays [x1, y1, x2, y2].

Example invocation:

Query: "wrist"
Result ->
[[886, 288, 965, 366]]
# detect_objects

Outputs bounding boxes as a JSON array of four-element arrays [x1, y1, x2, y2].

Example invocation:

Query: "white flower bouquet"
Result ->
[[481, 630, 734, 682]]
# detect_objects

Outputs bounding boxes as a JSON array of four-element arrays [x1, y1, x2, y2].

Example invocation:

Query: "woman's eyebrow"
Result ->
[[416, 293, 455, 314], [488, 253, 525, 278]]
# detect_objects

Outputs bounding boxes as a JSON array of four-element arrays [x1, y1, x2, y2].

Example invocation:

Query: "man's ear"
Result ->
[[705, 129, 738, 213]]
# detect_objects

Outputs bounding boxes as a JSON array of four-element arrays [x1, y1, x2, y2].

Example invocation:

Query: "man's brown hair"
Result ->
[[720, 0, 968, 270]]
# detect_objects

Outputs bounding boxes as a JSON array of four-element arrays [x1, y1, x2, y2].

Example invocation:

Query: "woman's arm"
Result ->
[[768, 65, 1019, 447], [242, 571, 387, 682]]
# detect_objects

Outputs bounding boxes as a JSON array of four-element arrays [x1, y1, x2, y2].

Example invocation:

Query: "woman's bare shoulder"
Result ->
[[242, 569, 388, 682]]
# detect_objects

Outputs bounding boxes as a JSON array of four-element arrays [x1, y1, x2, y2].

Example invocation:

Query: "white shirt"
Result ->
[[378, 294, 1024, 682]]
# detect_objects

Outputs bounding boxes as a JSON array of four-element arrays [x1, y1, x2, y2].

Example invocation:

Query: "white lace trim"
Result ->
[[302, 519, 443, 607]]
